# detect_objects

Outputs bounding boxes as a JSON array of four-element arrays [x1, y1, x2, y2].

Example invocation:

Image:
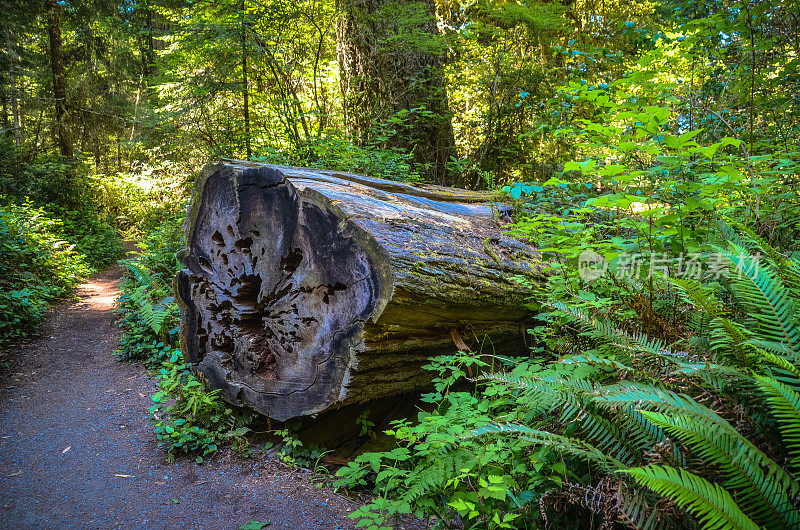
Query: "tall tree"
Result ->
[[45, 0, 71, 158], [336, 0, 456, 185], [4, 28, 21, 147], [139, 0, 156, 77], [241, 0, 251, 159]]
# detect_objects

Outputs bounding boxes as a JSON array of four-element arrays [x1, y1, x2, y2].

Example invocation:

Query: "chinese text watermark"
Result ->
[[578, 250, 760, 282]]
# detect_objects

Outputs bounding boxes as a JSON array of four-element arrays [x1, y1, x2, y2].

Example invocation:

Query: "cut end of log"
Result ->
[[178, 163, 393, 420], [177, 160, 541, 420]]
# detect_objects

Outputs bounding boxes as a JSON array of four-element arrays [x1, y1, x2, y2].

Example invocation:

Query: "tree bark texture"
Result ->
[[46, 0, 72, 158], [241, 0, 251, 159], [176, 160, 540, 420], [336, 0, 456, 185], [5, 29, 21, 147]]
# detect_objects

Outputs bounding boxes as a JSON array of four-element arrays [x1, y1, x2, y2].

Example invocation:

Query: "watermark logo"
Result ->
[[578, 249, 608, 282], [577, 250, 761, 282]]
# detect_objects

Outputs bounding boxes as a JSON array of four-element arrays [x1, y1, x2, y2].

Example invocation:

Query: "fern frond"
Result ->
[[665, 275, 724, 316], [784, 258, 800, 293], [755, 349, 800, 379], [708, 317, 759, 368], [558, 353, 634, 372], [122, 261, 155, 287], [552, 302, 679, 365], [639, 411, 800, 529], [552, 302, 637, 353], [620, 405, 671, 459], [575, 405, 642, 464], [716, 218, 785, 270], [143, 296, 177, 334], [482, 372, 642, 463], [595, 382, 731, 427], [617, 486, 671, 530], [622, 465, 759, 530], [469, 423, 625, 472], [668, 361, 754, 394], [754, 375, 800, 469], [402, 448, 476, 502], [717, 244, 800, 357]]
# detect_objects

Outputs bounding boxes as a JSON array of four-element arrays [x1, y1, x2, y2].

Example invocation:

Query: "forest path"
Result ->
[[0, 261, 360, 529]]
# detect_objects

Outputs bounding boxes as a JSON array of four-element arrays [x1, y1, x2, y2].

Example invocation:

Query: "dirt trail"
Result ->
[[0, 263, 362, 529]]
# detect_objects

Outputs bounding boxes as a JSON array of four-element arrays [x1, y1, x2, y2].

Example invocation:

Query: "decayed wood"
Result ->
[[176, 159, 540, 421]]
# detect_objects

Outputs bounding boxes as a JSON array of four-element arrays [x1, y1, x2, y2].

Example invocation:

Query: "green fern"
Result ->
[[616, 486, 666, 530], [482, 372, 652, 463], [709, 317, 759, 368], [665, 275, 725, 317], [470, 422, 626, 472], [141, 296, 177, 334], [639, 410, 800, 529], [716, 219, 792, 281], [409, 230, 800, 529], [717, 243, 800, 357], [401, 448, 476, 502], [594, 382, 731, 426], [551, 301, 685, 370], [754, 375, 800, 469], [558, 352, 635, 372], [622, 465, 759, 530]]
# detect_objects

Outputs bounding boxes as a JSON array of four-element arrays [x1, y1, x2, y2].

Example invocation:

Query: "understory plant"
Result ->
[[474, 226, 800, 529], [336, 224, 800, 529], [335, 353, 572, 529], [116, 210, 256, 460], [0, 148, 122, 269], [150, 349, 256, 462], [0, 200, 94, 354], [115, 210, 184, 364], [255, 134, 422, 182]]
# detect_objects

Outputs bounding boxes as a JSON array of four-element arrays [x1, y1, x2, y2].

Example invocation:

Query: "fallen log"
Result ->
[[176, 159, 540, 421]]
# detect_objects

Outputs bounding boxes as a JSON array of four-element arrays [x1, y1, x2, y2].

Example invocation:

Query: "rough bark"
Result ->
[[141, 0, 156, 77], [46, 0, 71, 158], [6, 29, 21, 147], [240, 0, 251, 159], [336, 0, 457, 185], [177, 160, 540, 421]]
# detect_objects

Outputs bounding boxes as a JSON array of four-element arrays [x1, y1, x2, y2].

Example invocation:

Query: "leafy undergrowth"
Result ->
[[0, 199, 121, 360], [335, 226, 800, 529], [0, 148, 122, 361], [0, 201, 92, 355], [149, 350, 257, 462], [255, 135, 422, 182], [332, 32, 800, 528], [115, 210, 257, 462]]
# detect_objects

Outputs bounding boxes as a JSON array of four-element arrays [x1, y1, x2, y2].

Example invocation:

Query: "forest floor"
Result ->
[[0, 261, 366, 529]]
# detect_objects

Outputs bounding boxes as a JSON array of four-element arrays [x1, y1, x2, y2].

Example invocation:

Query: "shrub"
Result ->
[[0, 200, 93, 353], [150, 350, 256, 462], [115, 209, 184, 364], [116, 209, 256, 460], [256, 135, 422, 182], [0, 142, 122, 268]]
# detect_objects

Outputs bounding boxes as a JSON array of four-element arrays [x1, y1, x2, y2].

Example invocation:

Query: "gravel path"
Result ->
[[0, 263, 362, 529]]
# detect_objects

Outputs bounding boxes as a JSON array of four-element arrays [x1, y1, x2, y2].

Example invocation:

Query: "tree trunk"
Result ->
[[140, 0, 156, 77], [241, 0, 251, 159], [46, 0, 71, 158], [336, 0, 457, 185], [0, 82, 8, 131], [176, 159, 540, 421], [6, 29, 21, 147]]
